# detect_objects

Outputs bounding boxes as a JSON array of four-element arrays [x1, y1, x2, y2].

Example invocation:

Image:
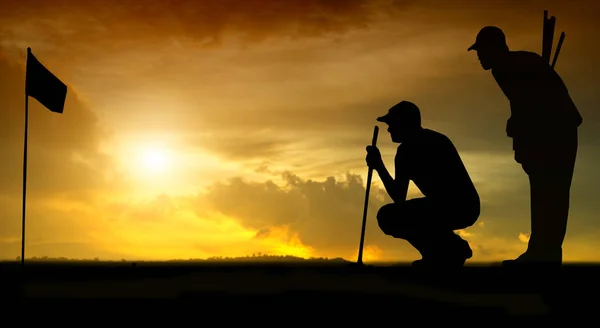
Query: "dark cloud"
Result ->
[[9, 0, 595, 59], [0, 0, 382, 49], [192, 171, 419, 258]]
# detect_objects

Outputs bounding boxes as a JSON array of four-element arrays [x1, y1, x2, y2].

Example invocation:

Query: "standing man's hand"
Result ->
[[366, 145, 384, 171]]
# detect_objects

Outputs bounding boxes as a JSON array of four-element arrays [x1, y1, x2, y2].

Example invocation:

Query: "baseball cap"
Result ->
[[377, 101, 420, 126], [468, 26, 507, 51]]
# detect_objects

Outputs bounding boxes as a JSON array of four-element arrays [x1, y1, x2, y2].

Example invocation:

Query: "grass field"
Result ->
[[3, 260, 599, 320]]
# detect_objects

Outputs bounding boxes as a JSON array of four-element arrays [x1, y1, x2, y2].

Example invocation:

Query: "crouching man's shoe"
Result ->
[[412, 238, 473, 269]]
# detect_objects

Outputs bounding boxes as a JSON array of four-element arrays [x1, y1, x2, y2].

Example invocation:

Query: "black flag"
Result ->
[[25, 48, 67, 114]]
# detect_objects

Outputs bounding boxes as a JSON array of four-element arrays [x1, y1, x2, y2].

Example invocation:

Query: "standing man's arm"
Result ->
[[506, 101, 524, 138], [493, 53, 553, 137]]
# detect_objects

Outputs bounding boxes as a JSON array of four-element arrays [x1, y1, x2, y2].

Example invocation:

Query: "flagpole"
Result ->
[[21, 48, 30, 266]]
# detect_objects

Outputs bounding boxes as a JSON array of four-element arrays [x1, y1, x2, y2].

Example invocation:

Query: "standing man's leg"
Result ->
[[528, 171, 573, 260], [529, 130, 578, 261], [506, 130, 577, 264]]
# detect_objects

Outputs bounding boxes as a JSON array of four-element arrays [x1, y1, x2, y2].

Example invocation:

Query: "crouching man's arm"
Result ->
[[366, 146, 409, 203]]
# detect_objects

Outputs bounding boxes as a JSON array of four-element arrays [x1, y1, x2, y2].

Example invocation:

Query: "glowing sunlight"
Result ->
[[140, 146, 170, 174]]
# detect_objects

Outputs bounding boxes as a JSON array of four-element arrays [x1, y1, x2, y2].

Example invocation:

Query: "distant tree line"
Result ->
[[6, 254, 348, 263], [12, 256, 101, 262], [203, 254, 347, 263]]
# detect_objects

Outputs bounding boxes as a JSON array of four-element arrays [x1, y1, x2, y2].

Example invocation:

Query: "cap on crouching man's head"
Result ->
[[377, 101, 421, 127]]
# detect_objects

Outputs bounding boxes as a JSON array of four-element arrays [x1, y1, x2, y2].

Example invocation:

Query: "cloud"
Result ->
[[2, 0, 592, 50], [518, 232, 530, 243], [195, 130, 294, 162], [0, 0, 382, 50], [190, 171, 394, 258]]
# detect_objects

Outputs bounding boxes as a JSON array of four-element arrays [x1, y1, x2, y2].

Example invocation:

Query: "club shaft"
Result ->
[[552, 32, 565, 69], [357, 126, 379, 264]]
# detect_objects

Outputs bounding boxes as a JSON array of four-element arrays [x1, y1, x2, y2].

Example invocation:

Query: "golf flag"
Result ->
[[25, 48, 67, 113], [21, 48, 67, 266]]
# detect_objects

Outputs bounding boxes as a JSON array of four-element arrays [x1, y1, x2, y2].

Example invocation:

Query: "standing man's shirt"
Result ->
[[395, 128, 480, 211], [491, 51, 582, 141]]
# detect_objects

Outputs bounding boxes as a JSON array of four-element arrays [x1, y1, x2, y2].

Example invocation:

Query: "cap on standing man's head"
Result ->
[[468, 26, 507, 51], [377, 101, 421, 127]]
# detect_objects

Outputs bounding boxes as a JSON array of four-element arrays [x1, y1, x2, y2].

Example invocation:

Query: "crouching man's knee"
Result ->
[[377, 203, 399, 236]]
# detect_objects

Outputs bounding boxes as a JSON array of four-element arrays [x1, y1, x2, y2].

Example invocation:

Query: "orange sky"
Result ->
[[1, 0, 600, 262]]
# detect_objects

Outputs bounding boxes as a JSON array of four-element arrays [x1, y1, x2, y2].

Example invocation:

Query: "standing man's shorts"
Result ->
[[513, 129, 578, 175]]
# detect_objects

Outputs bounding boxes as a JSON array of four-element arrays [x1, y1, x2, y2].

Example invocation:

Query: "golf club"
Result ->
[[356, 125, 379, 266]]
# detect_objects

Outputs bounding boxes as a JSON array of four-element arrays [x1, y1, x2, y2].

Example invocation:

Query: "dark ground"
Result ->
[[2, 261, 599, 322]]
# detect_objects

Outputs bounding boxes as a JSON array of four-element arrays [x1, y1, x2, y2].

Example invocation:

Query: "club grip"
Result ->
[[371, 126, 379, 146]]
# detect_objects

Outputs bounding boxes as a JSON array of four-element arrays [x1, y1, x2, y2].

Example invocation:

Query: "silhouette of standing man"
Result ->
[[366, 101, 480, 268], [468, 26, 582, 266]]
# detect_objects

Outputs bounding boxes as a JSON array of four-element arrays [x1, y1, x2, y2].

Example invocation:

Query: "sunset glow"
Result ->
[[1, 0, 599, 263]]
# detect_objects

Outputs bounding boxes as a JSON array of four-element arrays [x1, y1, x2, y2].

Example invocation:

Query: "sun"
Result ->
[[139, 146, 170, 174]]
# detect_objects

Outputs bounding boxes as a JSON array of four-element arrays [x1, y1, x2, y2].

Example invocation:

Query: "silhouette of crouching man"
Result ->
[[367, 101, 481, 268], [376, 199, 479, 267]]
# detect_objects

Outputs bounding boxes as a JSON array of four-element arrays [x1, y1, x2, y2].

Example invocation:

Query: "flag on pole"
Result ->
[[26, 48, 67, 113], [20, 48, 67, 265]]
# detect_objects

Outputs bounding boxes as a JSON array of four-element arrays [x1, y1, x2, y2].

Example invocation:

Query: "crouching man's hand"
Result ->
[[366, 145, 384, 171]]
